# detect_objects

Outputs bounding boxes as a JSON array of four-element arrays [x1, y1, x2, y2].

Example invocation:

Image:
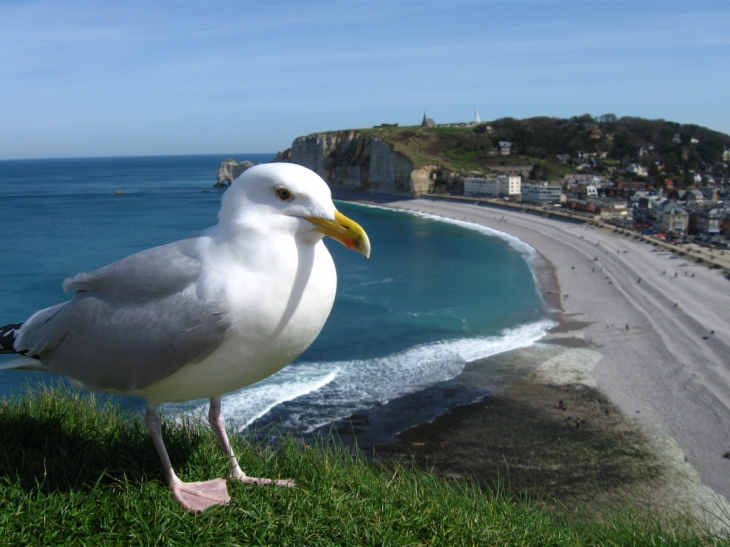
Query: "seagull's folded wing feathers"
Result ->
[[64, 238, 203, 298], [16, 239, 231, 393]]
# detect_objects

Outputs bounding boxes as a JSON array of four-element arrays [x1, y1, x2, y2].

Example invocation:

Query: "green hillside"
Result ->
[[352, 115, 730, 185], [1, 389, 725, 544]]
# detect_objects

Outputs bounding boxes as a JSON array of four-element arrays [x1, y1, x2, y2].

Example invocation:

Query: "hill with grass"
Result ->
[[277, 115, 730, 195], [1, 389, 726, 544]]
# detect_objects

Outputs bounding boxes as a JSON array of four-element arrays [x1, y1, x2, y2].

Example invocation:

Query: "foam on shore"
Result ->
[[203, 319, 555, 434]]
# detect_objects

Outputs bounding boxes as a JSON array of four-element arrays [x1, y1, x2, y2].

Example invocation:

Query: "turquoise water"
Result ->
[[0, 155, 550, 434]]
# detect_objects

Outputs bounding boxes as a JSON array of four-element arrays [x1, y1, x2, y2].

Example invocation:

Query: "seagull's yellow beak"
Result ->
[[305, 210, 371, 258]]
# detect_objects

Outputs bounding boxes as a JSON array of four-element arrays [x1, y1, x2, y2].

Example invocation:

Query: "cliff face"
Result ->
[[288, 131, 436, 195]]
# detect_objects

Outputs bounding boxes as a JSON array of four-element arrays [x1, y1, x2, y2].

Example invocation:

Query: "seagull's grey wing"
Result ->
[[16, 238, 231, 393], [63, 238, 204, 299]]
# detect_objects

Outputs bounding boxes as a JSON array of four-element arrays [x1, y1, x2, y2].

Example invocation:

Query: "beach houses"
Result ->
[[656, 200, 689, 234], [463, 175, 521, 199], [691, 208, 723, 236], [586, 198, 629, 220], [520, 182, 562, 204]]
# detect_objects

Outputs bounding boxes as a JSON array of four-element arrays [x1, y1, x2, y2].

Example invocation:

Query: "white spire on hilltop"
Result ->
[[474, 108, 481, 124]]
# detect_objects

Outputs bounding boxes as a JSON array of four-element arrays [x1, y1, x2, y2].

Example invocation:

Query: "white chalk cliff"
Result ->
[[280, 131, 438, 196]]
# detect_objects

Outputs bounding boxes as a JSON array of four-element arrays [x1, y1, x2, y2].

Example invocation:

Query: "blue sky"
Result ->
[[1, 0, 729, 159]]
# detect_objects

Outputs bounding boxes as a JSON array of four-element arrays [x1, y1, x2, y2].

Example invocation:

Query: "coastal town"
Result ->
[[462, 171, 729, 246], [424, 114, 730, 252], [270, 114, 730, 260]]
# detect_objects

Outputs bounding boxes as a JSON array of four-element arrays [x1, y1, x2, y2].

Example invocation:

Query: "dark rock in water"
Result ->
[[214, 159, 254, 187], [272, 149, 291, 163]]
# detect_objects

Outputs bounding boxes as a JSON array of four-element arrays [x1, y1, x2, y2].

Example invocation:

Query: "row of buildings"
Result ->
[[463, 175, 562, 204], [631, 189, 728, 239], [462, 174, 730, 241]]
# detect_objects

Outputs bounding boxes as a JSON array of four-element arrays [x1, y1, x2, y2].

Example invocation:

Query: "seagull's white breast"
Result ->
[[134, 233, 337, 405]]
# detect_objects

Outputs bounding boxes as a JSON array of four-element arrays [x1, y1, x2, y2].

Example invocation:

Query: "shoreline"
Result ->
[[332, 191, 730, 524]]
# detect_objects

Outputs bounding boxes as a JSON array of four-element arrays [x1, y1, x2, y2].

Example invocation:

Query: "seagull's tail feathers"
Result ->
[[0, 323, 24, 354], [0, 322, 44, 371]]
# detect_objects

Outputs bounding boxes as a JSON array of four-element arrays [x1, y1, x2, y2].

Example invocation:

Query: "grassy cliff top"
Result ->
[[0, 388, 726, 544], [310, 115, 730, 184]]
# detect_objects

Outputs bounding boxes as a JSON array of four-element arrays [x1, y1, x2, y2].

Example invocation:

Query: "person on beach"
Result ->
[[559, 400, 567, 411]]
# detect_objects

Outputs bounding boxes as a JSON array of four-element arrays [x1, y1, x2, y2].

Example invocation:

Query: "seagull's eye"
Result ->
[[275, 188, 294, 201]]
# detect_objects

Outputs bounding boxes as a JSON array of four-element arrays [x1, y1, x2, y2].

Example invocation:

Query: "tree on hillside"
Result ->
[[609, 133, 633, 162], [529, 163, 555, 180], [371, 115, 729, 189], [696, 137, 724, 162]]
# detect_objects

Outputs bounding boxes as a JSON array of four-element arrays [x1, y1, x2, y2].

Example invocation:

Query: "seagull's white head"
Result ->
[[218, 163, 370, 257]]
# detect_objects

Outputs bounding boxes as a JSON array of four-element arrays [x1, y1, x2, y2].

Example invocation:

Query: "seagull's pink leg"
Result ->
[[144, 405, 229, 513], [208, 396, 294, 487]]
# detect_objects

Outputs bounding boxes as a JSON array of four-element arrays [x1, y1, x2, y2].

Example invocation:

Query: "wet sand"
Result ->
[[332, 194, 730, 525]]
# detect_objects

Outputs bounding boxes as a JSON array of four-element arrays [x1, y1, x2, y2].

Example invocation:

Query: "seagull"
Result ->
[[0, 163, 370, 513]]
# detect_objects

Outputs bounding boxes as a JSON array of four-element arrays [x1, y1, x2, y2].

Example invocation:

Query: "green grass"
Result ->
[[0, 389, 727, 546]]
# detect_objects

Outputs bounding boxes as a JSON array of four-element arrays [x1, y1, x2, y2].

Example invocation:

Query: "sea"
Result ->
[[0, 155, 553, 437]]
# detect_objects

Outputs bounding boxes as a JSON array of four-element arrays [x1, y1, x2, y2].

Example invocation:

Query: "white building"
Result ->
[[627, 163, 648, 177], [563, 173, 605, 186], [521, 182, 562, 204], [464, 175, 521, 198], [499, 175, 521, 197], [464, 176, 499, 197], [630, 190, 661, 209], [657, 200, 689, 234], [499, 141, 513, 155]]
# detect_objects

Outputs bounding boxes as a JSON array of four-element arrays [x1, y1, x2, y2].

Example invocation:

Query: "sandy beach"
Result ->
[[334, 194, 730, 524]]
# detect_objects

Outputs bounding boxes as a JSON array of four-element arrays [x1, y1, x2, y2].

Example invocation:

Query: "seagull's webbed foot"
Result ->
[[208, 397, 296, 489], [171, 478, 230, 514], [145, 406, 230, 513]]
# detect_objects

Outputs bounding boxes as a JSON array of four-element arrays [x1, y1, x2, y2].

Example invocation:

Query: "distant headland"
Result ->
[[218, 114, 730, 198]]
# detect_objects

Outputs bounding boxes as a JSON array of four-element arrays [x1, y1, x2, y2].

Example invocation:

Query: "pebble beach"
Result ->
[[347, 195, 730, 525]]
